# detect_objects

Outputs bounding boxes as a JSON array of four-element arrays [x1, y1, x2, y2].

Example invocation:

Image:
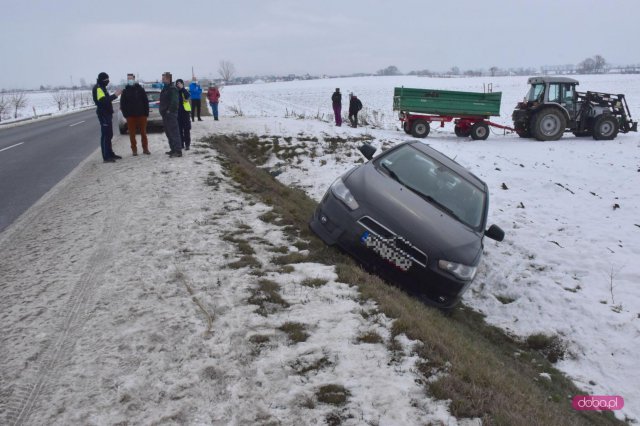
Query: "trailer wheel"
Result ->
[[411, 120, 430, 138], [403, 122, 412, 134], [454, 125, 470, 137], [592, 115, 619, 140], [470, 122, 490, 140], [532, 108, 566, 141]]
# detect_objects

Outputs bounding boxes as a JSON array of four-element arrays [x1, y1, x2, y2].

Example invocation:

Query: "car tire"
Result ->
[[592, 115, 619, 140], [411, 119, 430, 138], [532, 108, 566, 141], [470, 122, 490, 140]]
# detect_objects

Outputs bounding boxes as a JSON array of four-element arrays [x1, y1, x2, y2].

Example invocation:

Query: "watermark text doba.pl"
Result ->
[[572, 396, 624, 411]]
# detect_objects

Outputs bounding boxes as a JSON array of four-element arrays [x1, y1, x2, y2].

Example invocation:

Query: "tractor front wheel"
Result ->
[[592, 115, 619, 140]]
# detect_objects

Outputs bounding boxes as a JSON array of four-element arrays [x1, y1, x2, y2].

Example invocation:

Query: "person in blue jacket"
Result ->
[[188, 77, 203, 122], [92, 72, 122, 163]]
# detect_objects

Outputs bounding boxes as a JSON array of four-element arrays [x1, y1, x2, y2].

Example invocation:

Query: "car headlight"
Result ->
[[438, 260, 477, 281], [330, 178, 359, 210]]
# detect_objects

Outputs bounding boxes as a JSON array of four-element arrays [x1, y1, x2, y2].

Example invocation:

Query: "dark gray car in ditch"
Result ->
[[309, 141, 504, 308]]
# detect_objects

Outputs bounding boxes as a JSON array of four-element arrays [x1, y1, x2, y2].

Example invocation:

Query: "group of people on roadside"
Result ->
[[331, 88, 363, 128], [92, 71, 221, 163]]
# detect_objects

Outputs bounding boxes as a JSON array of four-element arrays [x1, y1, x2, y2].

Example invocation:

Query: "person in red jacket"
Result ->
[[207, 85, 221, 120]]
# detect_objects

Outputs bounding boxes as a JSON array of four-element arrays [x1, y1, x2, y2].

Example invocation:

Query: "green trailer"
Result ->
[[393, 86, 511, 140]]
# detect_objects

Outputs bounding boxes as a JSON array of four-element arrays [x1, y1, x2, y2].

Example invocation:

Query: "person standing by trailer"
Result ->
[[176, 79, 192, 150], [120, 73, 150, 155], [207, 85, 221, 120], [332, 88, 342, 126], [159, 72, 182, 157], [188, 77, 203, 121], [348, 93, 363, 128], [92, 72, 122, 163]]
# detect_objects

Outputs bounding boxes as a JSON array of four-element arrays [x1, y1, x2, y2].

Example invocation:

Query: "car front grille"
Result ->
[[357, 216, 428, 267]]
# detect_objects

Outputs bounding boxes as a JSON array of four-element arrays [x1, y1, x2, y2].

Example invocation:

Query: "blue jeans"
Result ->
[[97, 113, 114, 160], [209, 102, 219, 119]]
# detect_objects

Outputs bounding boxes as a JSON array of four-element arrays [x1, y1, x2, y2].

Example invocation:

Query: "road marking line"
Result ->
[[0, 142, 24, 153], [69, 121, 85, 127]]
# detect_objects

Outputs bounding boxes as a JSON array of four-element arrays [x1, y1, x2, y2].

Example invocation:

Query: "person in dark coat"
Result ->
[[120, 73, 150, 155], [92, 72, 122, 163], [331, 88, 342, 126], [176, 79, 192, 150], [159, 72, 182, 157], [348, 93, 363, 128]]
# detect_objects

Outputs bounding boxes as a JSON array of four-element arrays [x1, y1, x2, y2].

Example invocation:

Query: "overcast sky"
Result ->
[[2, 0, 639, 89]]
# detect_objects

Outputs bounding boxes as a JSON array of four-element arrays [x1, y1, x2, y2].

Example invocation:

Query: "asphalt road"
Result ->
[[0, 108, 109, 233]]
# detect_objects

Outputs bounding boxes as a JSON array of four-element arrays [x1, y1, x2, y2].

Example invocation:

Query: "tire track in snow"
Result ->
[[5, 167, 125, 426]]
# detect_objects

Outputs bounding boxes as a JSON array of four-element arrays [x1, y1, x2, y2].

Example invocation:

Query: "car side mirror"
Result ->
[[359, 143, 377, 160], [485, 224, 505, 242]]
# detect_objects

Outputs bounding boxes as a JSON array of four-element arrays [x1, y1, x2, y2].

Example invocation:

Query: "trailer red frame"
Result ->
[[399, 112, 515, 140]]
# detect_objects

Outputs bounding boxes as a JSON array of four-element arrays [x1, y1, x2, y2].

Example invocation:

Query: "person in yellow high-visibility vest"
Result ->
[[176, 79, 192, 150], [92, 72, 122, 163]]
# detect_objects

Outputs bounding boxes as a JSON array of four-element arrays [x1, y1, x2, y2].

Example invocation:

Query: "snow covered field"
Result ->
[[0, 90, 92, 123], [1, 74, 638, 424], [220, 74, 640, 421]]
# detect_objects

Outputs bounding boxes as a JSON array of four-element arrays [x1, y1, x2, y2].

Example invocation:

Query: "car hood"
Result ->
[[344, 163, 483, 265]]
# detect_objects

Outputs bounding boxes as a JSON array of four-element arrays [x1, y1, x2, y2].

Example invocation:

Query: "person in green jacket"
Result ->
[[159, 72, 182, 157]]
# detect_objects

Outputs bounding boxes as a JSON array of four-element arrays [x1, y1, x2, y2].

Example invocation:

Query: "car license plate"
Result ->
[[360, 231, 413, 272]]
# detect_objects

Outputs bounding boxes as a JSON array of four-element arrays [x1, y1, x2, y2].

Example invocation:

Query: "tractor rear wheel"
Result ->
[[411, 119, 430, 138], [470, 122, 490, 140], [592, 115, 619, 140], [532, 108, 566, 141]]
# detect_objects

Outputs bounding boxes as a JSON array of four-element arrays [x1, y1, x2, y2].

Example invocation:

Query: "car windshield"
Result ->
[[526, 84, 545, 102], [148, 92, 160, 102], [375, 145, 486, 229]]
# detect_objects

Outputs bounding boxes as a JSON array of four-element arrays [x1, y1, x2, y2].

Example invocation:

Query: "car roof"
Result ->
[[405, 141, 486, 190]]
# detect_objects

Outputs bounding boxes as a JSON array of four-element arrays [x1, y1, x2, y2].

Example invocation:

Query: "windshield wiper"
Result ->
[[381, 163, 404, 185], [405, 186, 464, 223]]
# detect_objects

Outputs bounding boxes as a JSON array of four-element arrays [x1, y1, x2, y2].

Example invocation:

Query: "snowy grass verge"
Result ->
[[203, 133, 622, 426]]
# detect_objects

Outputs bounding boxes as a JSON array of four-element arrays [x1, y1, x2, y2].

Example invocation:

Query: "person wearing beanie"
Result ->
[[331, 88, 342, 127], [159, 72, 182, 157], [188, 77, 203, 122], [348, 93, 363, 128], [92, 72, 122, 163], [120, 73, 150, 155], [175, 79, 192, 150]]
